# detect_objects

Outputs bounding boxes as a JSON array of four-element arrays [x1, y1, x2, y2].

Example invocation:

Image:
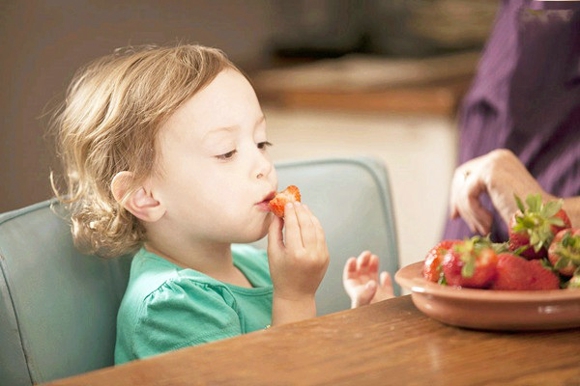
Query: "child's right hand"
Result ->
[[267, 202, 329, 325]]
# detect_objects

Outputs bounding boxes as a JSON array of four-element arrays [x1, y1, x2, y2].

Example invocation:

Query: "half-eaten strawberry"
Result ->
[[268, 185, 301, 218]]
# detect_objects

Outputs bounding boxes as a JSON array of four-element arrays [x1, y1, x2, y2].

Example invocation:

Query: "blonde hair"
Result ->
[[51, 44, 236, 258]]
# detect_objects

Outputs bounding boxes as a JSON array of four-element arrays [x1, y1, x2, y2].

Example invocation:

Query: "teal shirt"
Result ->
[[114, 244, 273, 364]]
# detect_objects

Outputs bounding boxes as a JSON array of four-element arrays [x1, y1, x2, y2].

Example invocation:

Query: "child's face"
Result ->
[[149, 68, 277, 244]]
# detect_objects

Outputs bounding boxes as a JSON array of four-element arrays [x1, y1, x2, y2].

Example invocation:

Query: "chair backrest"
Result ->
[[0, 200, 133, 385], [251, 156, 400, 315], [0, 156, 399, 384]]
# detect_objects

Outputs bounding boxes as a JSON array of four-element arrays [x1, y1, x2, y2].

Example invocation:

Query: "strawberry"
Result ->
[[268, 185, 301, 218], [422, 239, 460, 283], [548, 228, 580, 277], [508, 194, 571, 259], [491, 252, 560, 290], [567, 273, 580, 289], [441, 236, 499, 289]]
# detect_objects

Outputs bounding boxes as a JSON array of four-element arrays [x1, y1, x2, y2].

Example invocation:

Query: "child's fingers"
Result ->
[[377, 271, 395, 299], [356, 251, 380, 276], [361, 281, 377, 302], [355, 251, 372, 272], [267, 215, 284, 252], [380, 271, 392, 287], [368, 254, 380, 274], [343, 257, 358, 281], [285, 203, 326, 252], [293, 203, 317, 247], [307, 206, 327, 252], [281, 202, 302, 248], [351, 280, 378, 308]]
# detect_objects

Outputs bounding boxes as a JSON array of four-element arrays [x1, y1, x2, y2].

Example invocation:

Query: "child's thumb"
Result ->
[[360, 281, 377, 303]]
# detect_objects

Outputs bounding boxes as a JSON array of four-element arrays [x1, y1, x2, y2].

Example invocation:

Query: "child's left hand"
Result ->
[[343, 251, 394, 308]]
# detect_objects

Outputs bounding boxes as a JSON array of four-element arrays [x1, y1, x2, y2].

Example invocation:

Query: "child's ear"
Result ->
[[111, 171, 165, 222]]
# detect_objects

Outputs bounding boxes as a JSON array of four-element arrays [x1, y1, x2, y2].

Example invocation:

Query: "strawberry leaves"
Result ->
[[454, 236, 491, 278], [511, 194, 566, 254], [552, 232, 580, 270], [441, 236, 498, 288]]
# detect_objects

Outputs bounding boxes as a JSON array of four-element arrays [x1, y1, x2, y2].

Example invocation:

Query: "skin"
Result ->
[[113, 68, 390, 325], [343, 251, 394, 308], [449, 148, 580, 236]]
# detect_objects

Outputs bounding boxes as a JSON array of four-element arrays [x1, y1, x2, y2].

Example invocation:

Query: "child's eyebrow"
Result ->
[[202, 115, 267, 142], [201, 127, 237, 148]]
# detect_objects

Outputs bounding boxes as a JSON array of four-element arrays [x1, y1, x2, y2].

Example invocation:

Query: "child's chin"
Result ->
[[256, 225, 270, 240], [241, 221, 270, 242]]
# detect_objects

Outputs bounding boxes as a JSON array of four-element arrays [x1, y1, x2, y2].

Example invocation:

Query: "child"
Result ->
[[50, 43, 392, 364]]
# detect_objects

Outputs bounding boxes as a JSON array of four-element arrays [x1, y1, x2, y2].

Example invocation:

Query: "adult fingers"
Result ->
[[461, 176, 493, 234]]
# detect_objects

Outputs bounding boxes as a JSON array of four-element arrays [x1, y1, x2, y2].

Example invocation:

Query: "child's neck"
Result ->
[[143, 242, 252, 288]]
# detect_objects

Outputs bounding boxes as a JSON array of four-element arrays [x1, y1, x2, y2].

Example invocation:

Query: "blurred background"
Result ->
[[0, 0, 498, 267]]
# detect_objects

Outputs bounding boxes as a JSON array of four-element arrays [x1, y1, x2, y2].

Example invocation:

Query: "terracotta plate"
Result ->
[[395, 262, 580, 331]]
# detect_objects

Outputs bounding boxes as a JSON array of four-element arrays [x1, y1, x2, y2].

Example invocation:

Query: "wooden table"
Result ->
[[44, 295, 580, 385]]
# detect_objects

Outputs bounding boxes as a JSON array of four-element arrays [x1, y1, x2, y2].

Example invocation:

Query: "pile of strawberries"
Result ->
[[423, 194, 580, 291]]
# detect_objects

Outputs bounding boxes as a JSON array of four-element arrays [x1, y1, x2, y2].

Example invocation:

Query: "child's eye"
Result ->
[[257, 141, 273, 150], [216, 149, 237, 160]]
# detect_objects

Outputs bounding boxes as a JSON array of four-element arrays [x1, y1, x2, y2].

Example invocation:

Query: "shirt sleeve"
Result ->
[[129, 278, 242, 360]]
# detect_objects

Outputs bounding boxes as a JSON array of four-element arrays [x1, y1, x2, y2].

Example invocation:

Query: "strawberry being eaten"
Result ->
[[268, 185, 301, 218]]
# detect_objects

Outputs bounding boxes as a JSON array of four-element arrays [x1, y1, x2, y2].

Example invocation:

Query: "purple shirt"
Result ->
[[443, 0, 580, 242]]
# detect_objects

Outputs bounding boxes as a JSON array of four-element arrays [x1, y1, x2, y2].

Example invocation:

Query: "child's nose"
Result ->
[[256, 163, 272, 179], [255, 154, 273, 180]]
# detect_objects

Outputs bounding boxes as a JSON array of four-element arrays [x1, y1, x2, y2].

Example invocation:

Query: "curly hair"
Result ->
[[50, 44, 236, 258]]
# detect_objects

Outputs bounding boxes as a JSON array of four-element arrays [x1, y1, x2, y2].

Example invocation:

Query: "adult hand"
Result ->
[[449, 149, 550, 234]]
